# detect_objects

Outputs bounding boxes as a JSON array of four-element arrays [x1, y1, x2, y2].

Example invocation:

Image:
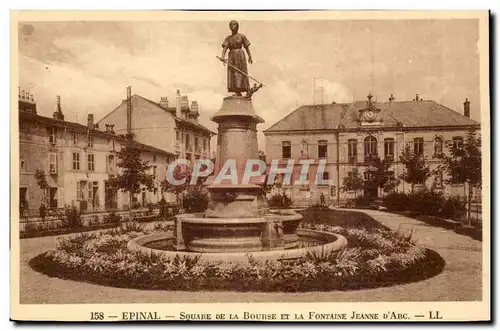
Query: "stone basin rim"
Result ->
[[178, 213, 302, 224], [127, 229, 348, 263]]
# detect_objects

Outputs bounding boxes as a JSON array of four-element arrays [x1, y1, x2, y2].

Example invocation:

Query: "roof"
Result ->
[[19, 110, 117, 139], [19, 110, 174, 157], [137, 95, 216, 136], [129, 140, 176, 157], [264, 100, 480, 133]]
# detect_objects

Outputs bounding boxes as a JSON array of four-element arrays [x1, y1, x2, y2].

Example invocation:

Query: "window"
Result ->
[[413, 138, 424, 156], [282, 141, 291, 159], [153, 165, 157, 179], [153, 155, 157, 163], [203, 139, 208, 151], [176, 131, 181, 141], [185, 134, 191, 150], [434, 137, 443, 156], [323, 172, 330, 180], [364, 136, 378, 160], [384, 138, 394, 159], [87, 154, 95, 171], [453, 136, 464, 150], [72, 152, 80, 170], [87, 135, 93, 148], [77, 181, 86, 200], [48, 153, 57, 174], [73, 133, 78, 145], [87, 181, 98, 201], [318, 140, 327, 158], [348, 139, 357, 164], [107, 155, 115, 173], [195, 137, 199, 150], [48, 127, 56, 144], [20, 158, 25, 171]]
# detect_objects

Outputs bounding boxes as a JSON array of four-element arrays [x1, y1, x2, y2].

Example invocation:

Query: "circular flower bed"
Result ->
[[30, 221, 444, 292]]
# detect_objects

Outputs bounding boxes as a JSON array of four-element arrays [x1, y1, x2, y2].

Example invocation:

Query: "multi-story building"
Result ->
[[18, 90, 175, 214], [98, 87, 215, 165], [264, 93, 480, 206]]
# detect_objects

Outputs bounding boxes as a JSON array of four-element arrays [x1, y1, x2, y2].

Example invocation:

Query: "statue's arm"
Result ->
[[243, 35, 253, 64], [245, 45, 253, 64], [221, 45, 228, 60]]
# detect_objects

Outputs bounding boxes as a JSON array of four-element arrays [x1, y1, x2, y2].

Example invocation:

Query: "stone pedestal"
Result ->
[[206, 96, 265, 218]]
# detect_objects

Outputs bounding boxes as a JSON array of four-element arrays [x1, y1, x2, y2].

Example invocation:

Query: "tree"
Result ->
[[439, 128, 481, 224], [342, 168, 364, 199], [364, 156, 394, 198], [399, 144, 431, 192], [107, 145, 155, 215], [160, 163, 192, 209], [34, 169, 49, 206]]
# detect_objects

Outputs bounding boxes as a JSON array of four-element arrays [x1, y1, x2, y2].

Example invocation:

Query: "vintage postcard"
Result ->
[[10, 10, 490, 322]]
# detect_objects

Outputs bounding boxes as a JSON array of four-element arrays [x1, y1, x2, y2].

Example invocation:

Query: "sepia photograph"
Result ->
[[10, 10, 490, 322]]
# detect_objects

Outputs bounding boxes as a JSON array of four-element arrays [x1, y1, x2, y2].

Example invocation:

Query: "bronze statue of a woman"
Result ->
[[219, 20, 253, 96]]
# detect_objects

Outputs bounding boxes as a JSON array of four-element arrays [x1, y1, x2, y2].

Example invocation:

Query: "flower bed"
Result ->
[[30, 217, 444, 292]]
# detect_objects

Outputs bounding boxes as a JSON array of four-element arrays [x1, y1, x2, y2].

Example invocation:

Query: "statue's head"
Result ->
[[229, 20, 239, 33]]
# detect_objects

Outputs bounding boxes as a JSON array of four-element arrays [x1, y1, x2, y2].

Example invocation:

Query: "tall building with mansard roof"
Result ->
[[264, 93, 480, 206]]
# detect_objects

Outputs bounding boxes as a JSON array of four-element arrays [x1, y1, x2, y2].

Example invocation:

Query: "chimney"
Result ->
[[190, 100, 199, 113], [160, 96, 169, 109], [87, 114, 94, 130], [110, 124, 115, 134], [126, 86, 132, 139], [53, 95, 65, 120], [464, 98, 470, 118], [415, 94, 419, 102], [180, 96, 189, 118], [175, 89, 181, 118], [389, 94, 395, 103]]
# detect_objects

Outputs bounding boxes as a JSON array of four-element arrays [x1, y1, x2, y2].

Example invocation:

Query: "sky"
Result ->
[[18, 19, 481, 149]]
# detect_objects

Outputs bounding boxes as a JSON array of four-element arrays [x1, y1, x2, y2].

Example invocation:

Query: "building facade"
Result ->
[[264, 93, 480, 206], [18, 91, 176, 214], [98, 88, 215, 166]]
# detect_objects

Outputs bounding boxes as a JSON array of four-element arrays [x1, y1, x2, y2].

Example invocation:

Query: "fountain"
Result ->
[[127, 21, 347, 262]]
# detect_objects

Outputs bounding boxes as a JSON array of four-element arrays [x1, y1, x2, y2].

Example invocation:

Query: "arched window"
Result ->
[[364, 136, 378, 161], [434, 137, 443, 156]]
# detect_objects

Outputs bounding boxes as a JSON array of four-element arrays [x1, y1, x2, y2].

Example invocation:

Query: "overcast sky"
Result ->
[[18, 19, 480, 149]]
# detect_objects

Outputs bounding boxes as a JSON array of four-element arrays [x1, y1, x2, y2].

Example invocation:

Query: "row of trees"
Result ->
[[342, 129, 482, 222]]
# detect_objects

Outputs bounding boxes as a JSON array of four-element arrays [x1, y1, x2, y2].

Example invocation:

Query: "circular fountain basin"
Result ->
[[176, 211, 302, 253], [127, 229, 347, 263]]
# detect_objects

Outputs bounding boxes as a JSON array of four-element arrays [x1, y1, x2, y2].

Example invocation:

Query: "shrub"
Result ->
[[62, 204, 82, 228], [354, 195, 372, 207], [408, 190, 444, 215], [183, 186, 210, 213], [103, 212, 121, 225], [383, 192, 412, 211], [267, 192, 293, 209], [440, 196, 466, 219]]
